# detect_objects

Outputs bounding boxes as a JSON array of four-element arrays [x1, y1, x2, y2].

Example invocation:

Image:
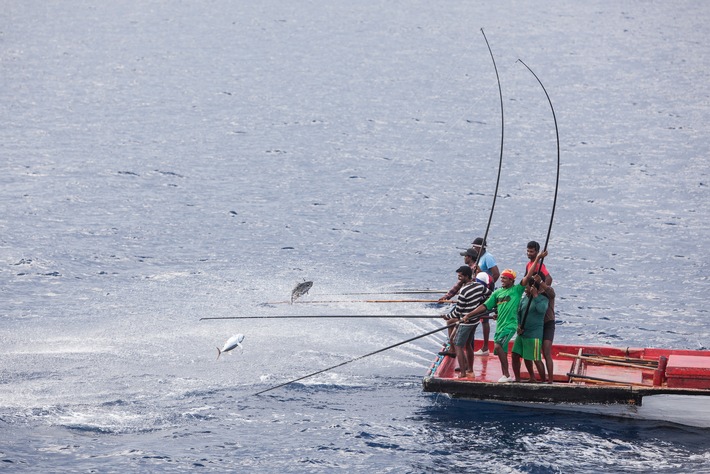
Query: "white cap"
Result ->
[[475, 272, 490, 286]]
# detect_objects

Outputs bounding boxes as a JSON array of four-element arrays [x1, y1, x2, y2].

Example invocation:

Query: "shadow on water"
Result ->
[[417, 394, 710, 450]]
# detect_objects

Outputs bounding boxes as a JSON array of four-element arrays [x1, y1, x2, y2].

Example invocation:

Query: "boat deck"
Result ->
[[425, 340, 710, 399], [423, 340, 710, 427]]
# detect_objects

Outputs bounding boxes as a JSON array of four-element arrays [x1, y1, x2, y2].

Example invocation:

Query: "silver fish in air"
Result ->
[[217, 333, 245, 359], [291, 280, 313, 303]]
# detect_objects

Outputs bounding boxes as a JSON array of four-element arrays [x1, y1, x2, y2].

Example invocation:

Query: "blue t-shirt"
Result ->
[[478, 252, 497, 275], [478, 251, 497, 290]]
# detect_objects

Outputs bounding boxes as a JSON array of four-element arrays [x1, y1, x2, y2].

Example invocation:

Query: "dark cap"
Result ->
[[471, 237, 486, 247], [459, 248, 479, 258], [456, 265, 473, 278]]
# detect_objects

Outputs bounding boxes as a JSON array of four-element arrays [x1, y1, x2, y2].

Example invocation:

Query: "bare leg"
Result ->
[[465, 327, 477, 373], [454, 344, 468, 378], [444, 323, 457, 353], [465, 343, 474, 373], [447, 325, 455, 344], [482, 319, 490, 348], [534, 359, 547, 383], [512, 352, 522, 381], [543, 339, 554, 383], [497, 343, 510, 378], [523, 359, 536, 382]]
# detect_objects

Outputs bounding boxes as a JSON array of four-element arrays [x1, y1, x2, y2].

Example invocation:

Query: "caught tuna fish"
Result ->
[[291, 280, 313, 303], [217, 333, 245, 359]]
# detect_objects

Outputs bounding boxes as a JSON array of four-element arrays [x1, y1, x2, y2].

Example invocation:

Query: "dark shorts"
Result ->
[[454, 322, 479, 347], [543, 320, 555, 342]]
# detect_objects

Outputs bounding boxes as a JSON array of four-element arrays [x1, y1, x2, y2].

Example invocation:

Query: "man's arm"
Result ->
[[489, 265, 500, 283], [462, 303, 486, 323], [532, 293, 549, 314], [521, 250, 548, 287], [535, 275, 555, 299], [439, 279, 463, 303], [462, 290, 495, 322]]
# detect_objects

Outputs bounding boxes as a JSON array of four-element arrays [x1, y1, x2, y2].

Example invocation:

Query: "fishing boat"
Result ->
[[423, 340, 710, 428]]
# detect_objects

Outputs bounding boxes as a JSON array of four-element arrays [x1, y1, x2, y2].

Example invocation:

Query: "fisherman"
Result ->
[[439, 266, 490, 378], [456, 272, 493, 378], [439, 265, 475, 357], [524, 241, 551, 285], [463, 258, 539, 383], [524, 246, 555, 383], [533, 266, 556, 382], [439, 248, 477, 303], [471, 237, 501, 286], [439, 237, 499, 356], [511, 279, 549, 383], [470, 237, 500, 355]]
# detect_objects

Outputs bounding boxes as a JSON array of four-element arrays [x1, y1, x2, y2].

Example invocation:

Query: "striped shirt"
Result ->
[[447, 281, 490, 323]]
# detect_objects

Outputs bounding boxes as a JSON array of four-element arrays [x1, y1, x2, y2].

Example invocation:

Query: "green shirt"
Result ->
[[517, 294, 549, 339], [484, 284, 525, 335]]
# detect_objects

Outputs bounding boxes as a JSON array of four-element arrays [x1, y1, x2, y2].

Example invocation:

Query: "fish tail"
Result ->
[[216, 347, 222, 360]]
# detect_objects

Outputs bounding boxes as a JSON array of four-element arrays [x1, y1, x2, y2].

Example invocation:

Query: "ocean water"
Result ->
[[1, 1, 709, 472]]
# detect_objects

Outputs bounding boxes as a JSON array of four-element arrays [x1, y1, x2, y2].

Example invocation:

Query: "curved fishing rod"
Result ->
[[518, 59, 559, 255], [517, 58, 561, 332], [473, 29, 504, 272], [250, 322, 457, 397]]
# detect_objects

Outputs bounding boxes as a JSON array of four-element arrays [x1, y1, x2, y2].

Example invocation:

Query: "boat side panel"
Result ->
[[422, 377, 643, 405]]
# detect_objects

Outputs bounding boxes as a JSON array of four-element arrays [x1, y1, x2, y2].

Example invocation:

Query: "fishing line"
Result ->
[[516, 58, 560, 331]]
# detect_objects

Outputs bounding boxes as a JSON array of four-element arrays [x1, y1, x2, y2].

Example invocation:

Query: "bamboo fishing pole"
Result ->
[[312, 290, 447, 296], [559, 352, 657, 371], [567, 373, 647, 387], [260, 299, 454, 305], [200, 315, 497, 321]]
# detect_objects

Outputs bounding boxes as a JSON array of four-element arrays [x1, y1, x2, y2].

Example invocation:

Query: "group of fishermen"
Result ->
[[439, 238, 556, 383]]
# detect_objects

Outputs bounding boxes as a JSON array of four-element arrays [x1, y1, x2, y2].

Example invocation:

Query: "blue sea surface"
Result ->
[[1, 1, 709, 472]]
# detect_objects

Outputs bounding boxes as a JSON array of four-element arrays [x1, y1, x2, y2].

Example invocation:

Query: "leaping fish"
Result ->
[[291, 280, 313, 303], [217, 333, 245, 359]]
